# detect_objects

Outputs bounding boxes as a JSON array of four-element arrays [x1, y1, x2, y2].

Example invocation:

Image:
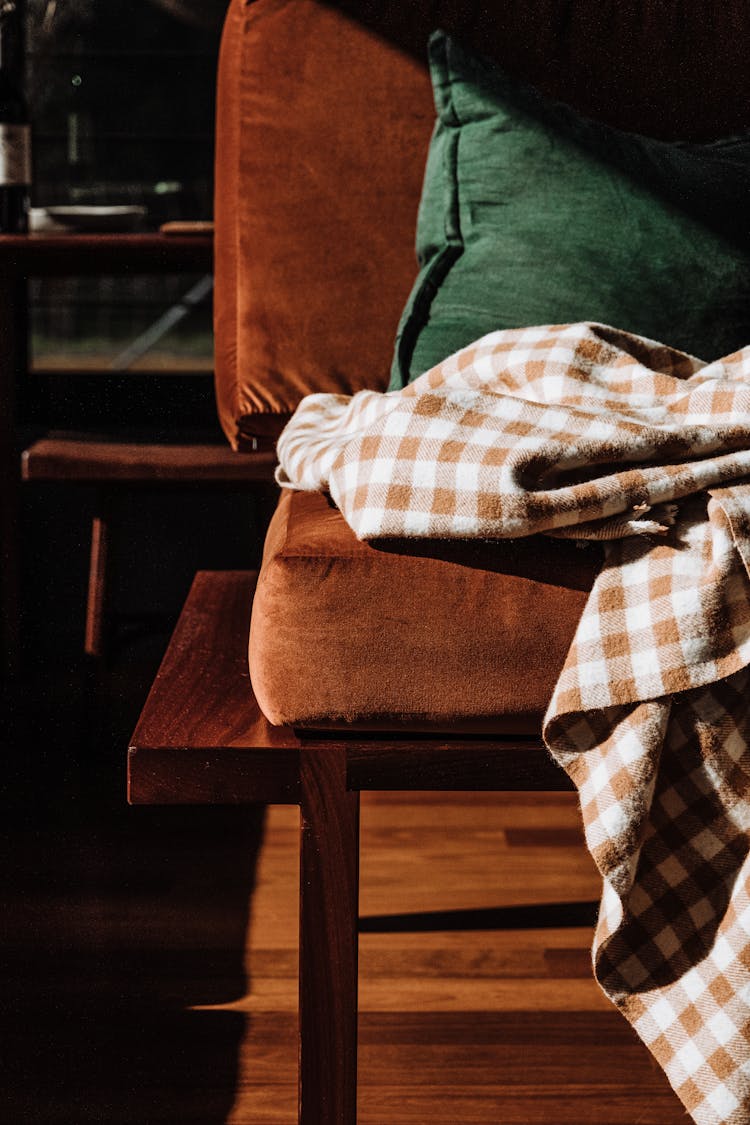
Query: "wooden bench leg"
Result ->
[[85, 493, 110, 659], [299, 748, 360, 1125]]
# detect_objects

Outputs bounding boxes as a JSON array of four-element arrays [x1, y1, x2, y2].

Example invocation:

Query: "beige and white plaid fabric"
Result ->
[[276, 322, 750, 1125]]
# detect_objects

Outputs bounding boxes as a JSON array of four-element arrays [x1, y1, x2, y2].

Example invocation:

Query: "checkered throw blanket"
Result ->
[[276, 322, 750, 1125]]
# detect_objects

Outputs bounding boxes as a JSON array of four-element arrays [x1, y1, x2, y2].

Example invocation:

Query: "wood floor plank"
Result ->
[[226, 793, 684, 1124], [6, 791, 686, 1123]]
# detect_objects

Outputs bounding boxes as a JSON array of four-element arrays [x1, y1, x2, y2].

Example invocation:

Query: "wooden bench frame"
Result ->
[[128, 570, 574, 1125], [22, 441, 277, 659]]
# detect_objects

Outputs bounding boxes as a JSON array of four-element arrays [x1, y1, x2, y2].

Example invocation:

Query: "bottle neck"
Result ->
[[0, 1, 23, 84]]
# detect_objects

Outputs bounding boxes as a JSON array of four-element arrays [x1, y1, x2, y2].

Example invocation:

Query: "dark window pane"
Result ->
[[22, 1, 223, 412]]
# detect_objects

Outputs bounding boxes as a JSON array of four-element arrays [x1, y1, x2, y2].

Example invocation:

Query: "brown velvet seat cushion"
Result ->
[[249, 490, 602, 733]]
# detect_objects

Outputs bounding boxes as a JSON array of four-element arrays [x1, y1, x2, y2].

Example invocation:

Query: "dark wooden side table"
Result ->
[[0, 231, 260, 678]]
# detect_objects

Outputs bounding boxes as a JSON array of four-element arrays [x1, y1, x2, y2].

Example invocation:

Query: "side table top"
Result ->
[[0, 231, 213, 275]]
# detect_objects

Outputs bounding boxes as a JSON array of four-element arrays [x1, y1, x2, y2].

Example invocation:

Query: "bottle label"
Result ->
[[0, 124, 31, 185]]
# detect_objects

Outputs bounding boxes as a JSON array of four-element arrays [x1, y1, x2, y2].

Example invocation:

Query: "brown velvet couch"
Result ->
[[214, 0, 750, 735], [194, 3, 750, 1121]]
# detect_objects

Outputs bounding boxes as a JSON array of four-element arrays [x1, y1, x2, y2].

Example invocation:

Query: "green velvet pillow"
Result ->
[[389, 31, 750, 389]]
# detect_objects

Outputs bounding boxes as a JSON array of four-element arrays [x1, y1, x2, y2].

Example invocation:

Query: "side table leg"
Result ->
[[299, 748, 360, 1125], [0, 275, 26, 687]]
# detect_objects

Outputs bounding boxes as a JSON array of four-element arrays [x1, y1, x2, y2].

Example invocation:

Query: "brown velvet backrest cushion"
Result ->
[[214, 0, 433, 448], [214, 0, 750, 449]]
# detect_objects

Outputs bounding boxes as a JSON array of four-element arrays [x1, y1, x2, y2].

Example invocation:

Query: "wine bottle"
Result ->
[[67, 70, 94, 195], [0, 0, 29, 233]]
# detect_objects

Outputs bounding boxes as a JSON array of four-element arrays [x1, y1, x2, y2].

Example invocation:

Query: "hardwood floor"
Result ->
[[223, 792, 685, 1125], [5, 737, 686, 1124]]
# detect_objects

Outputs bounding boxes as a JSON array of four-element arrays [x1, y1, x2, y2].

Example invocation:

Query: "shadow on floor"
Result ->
[[359, 900, 599, 933], [2, 628, 264, 1125]]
